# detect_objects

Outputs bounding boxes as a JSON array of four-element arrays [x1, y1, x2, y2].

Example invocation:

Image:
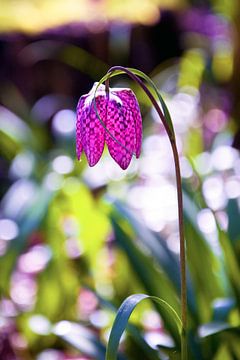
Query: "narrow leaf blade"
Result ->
[[106, 294, 182, 360]]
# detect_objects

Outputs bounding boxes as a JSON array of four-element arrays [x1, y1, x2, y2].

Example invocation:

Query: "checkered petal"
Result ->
[[76, 97, 84, 160], [76, 83, 142, 170], [105, 98, 136, 170], [113, 89, 142, 158], [76, 94, 106, 167]]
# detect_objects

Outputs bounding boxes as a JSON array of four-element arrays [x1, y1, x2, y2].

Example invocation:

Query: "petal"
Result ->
[[105, 98, 135, 170], [112, 89, 142, 158], [77, 95, 106, 167], [76, 97, 84, 160]]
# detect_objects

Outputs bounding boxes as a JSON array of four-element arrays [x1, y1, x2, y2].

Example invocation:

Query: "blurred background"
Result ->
[[1, 0, 240, 359]]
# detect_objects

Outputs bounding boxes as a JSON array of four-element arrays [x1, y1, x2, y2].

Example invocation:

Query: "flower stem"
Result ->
[[171, 140, 187, 360], [105, 78, 110, 99], [107, 66, 188, 359]]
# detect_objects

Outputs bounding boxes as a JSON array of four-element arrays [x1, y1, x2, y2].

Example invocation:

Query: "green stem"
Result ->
[[107, 66, 188, 359], [172, 140, 187, 360]]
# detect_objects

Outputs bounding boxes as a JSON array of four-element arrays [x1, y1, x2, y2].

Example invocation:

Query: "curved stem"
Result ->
[[107, 66, 175, 142], [107, 66, 187, 359], [105, 78, 110, 99]]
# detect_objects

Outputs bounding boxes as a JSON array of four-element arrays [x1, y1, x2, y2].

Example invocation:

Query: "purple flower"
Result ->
[[76, 83, 142, 170]]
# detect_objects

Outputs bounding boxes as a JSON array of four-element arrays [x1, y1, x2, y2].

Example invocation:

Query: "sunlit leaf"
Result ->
[[106, 294, 181, 360], [212, 298, 235, 322], [198, 322, 240, 338]]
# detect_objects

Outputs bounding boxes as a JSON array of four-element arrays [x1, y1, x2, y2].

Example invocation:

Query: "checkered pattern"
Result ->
[[112, 89, 142, 158], [76, 84, 142, 170]]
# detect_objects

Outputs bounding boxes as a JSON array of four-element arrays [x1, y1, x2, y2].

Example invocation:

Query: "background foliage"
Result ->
[[0, 0, 240, 359]]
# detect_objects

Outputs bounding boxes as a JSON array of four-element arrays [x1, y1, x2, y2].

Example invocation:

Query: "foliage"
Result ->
[[0, 1, 240, 359]]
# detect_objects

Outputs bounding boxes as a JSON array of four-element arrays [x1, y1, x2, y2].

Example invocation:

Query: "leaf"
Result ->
[[113, 201, 179, 282], [213, 344, 233, 360], [92, 287, 163, 360], [227, 199, 240, 244], [0, 184, 52, 291], [198, 322, 240, 338], [183, 191, 226, 321], [105, 294, 182, 360], [111, 216, 181, 345], [0, 106, 33, 146], [212, 298, 235, 322], [218, 228, 240, 302], [112, 199, 197, 319], [34, 182, 110, 319], [125, 323, 162, 360]]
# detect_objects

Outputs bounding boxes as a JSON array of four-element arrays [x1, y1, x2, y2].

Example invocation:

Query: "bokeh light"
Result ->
[[0, 219, 19, 241], [52, 109, 76, 137], [0, 0, 240, 359], [52, 156, 74, 174]]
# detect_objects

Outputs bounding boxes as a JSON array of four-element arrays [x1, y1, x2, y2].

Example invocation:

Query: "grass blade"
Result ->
[[106, 294, 181, 360]]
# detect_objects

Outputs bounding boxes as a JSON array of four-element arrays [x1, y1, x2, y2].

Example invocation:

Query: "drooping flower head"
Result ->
[[76, 83, 142, 170]]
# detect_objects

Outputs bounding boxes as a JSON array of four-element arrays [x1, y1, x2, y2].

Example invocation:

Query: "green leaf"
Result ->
[[92, 287, 164, 360], [112, 200, 197, 319], [0, 185, 52, 291], [218, 227, 240, 302], [227, 199, 240, 244], [106, 294, 182, 360], [213, 344, 233, 360], [111, 216, 181, 344], [198, 322, 240, 338], [183, 192, 227, 322], [0, 106, 33, 146], [212, 298, 235, 322], [112, 200, 179, 286]]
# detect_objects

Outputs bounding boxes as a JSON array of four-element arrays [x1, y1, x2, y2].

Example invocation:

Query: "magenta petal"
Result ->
[[77, 95, 106, 166], [76, 84, 142, 169], [105, 99, 135, 170], [113, 89, 142, 158], [76, 97, 84, 160]]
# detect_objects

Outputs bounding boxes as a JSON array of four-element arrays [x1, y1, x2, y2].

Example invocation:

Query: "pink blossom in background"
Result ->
[[76, 83, 142, 170]]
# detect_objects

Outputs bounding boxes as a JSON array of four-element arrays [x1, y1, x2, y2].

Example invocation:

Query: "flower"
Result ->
[[76, 83, 142, 170]]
